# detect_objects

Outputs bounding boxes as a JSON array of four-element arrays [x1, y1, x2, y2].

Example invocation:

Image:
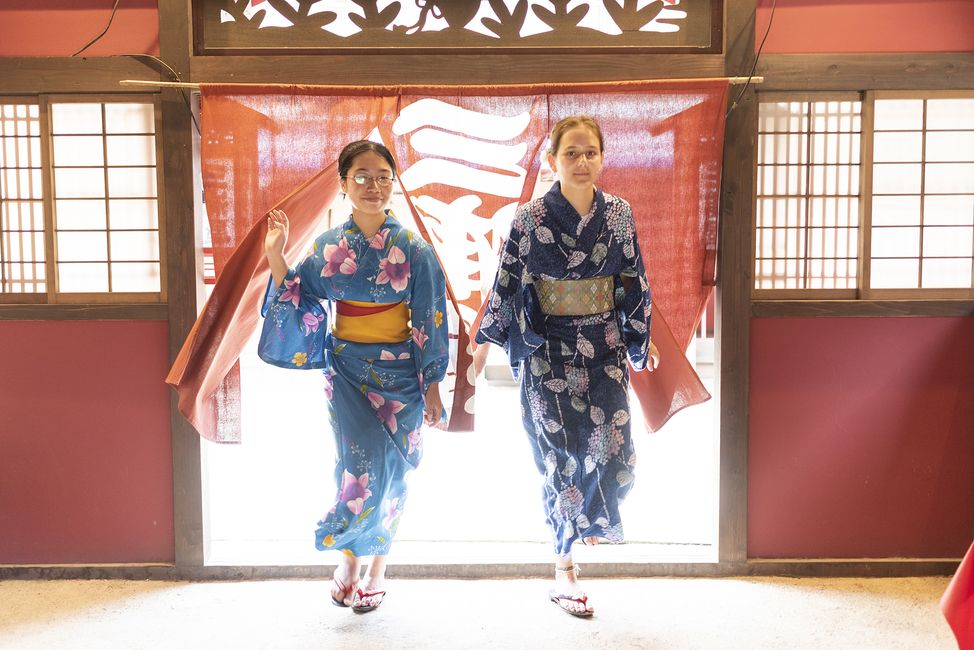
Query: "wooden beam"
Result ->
[[752, 300, 974, 319], [159, 0, 205, 570], [717, 0, 755, 566], [121, 75, 765, 90], [0, 304, 167, 320], [190, 53, 727, 85], [757, 53, 974, 91], [0, 57, 161, 94]]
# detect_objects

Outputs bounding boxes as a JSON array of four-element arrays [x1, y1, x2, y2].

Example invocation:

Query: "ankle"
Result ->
[[363, 567, 386, 585], [338, 557, 359, 579], [554, 564, 580, 582]]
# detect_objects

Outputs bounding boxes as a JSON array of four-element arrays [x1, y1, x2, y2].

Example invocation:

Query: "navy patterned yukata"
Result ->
[[259, 212, 449, 557], [476, 183, 652, 556]]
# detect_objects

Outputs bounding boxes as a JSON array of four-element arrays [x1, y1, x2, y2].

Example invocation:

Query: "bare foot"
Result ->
[[352, 577, 387, 613], [352, 556, 388, 612], [331, 554, 359, 606], [583, 536, 600, 546], [552, 562, 594, 616]]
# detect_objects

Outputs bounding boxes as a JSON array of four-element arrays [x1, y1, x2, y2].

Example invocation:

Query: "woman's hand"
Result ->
[[265, 209, 289, 287], [472, 342, 490, 378], [423, 382, 444, 427], [648, 339, 660, 372], [265, 209, 289, 256]]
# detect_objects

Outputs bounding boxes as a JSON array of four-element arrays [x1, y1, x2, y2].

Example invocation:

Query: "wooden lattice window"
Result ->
[[754, 94, 862, 297], [0, 101, 45, 299], [865, 92, 974, 297], [754, 91, 974, 300], [0, 95, 165, 304]]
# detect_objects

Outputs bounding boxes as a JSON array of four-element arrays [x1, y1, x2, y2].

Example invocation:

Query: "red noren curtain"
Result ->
[[166, 80, 728, 442], [942, 539, 974, 649]]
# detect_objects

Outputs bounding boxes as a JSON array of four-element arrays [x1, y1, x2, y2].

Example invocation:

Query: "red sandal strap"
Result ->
[[551, 593, 588, 604]]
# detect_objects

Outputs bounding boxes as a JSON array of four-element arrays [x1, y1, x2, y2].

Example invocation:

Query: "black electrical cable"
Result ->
[[727, 0, 777, 117], [70, 2, 201, 134], [72, 0, 122, 57], [121, 53, 202, 135]]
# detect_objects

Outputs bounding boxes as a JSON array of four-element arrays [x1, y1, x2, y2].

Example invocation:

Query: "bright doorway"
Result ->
[[200, 179, 718, 568]]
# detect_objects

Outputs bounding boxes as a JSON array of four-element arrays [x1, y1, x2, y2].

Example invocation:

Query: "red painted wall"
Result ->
[[757, 0, 974, 53], [749, 316, 974, 558], [0, 0, 159, 57], [0, 321, 174, 564], [749, 2, 974, 558], [2, 0, 970, 565]]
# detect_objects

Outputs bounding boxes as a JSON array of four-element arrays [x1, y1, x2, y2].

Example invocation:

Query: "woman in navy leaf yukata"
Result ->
[[260, 141, 449, 614], [476, 116, 659, 617]]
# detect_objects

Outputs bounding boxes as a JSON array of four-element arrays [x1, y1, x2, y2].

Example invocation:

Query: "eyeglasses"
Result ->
[[343, 174, 395, 188], [560, 150, 601, 162]]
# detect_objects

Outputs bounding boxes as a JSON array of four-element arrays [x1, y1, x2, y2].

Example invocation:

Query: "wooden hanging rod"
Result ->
[[120, 76, 764, 90]]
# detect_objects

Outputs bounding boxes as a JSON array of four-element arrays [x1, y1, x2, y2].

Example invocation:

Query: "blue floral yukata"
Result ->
[[476, 183, 652, 556], [259, 211, 449, 557]]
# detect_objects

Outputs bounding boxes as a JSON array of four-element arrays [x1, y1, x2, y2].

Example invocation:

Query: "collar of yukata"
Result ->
[[346, 210, 397, 236], [546, 182, 606, 221]]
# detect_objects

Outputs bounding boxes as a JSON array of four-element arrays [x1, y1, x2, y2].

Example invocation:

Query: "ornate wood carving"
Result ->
[[194, 0, 721, 54]]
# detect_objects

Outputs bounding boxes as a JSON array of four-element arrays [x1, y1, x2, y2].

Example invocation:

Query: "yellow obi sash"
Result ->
[[333, 300, 410, 343], [534, 276, 615, 316]]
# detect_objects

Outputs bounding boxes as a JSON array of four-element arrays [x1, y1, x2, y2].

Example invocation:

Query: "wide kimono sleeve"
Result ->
[[257, 240, 331, 370], [407, 239, 450, 386], [615, 201, 653, 370], [474, 205, 545, 367]]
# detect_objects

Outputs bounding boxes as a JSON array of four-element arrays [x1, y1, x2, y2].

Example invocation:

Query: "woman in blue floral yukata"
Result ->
[[476, 116, 659, 617], [260, 140, 449, 614]]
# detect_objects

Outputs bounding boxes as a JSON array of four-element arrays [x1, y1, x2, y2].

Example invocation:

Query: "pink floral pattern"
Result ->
[[322, 369, 336, 400], [302, 310, 324, 334], [556, 485, 584, 522], [406, 428, 421, 455], [278, 277, 301, 308], [382, 496, 402, 532], [370, 227, 390, 250], [339, 470, 372, 516], [412, 325, 428, 351], [376, 245, 410, 291], [322, 238, 357, 277], [367, 391, 406, 431]]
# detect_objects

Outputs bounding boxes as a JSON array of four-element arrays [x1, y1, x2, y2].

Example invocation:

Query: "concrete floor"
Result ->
[[0, 576, 956, 649]]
